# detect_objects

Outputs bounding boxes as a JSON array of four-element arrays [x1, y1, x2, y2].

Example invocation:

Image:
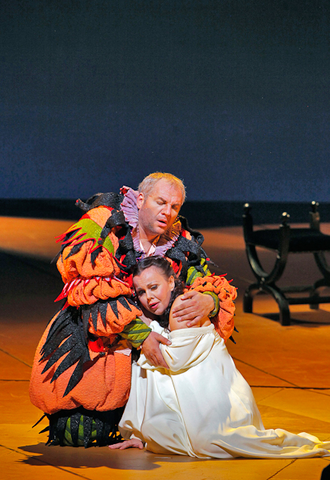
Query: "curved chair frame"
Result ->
[[243, 202, 330, 326]]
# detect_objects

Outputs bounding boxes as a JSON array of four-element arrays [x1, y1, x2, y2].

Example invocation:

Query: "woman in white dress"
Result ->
[[109, 257, 330, 459]]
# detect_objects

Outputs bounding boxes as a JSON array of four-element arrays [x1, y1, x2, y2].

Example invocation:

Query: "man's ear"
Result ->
[[136, 192, 144, 209]]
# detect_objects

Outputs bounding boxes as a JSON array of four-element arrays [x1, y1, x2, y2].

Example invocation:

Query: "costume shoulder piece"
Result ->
[[55, 192, 136, 274], [166, 215, 210, 280]]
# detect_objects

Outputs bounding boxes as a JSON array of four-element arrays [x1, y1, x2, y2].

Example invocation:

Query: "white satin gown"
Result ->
[[119, 322, 330, 459]]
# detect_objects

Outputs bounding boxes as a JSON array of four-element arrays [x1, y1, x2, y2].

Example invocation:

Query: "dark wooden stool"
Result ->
[[243, 202, 330, 325]]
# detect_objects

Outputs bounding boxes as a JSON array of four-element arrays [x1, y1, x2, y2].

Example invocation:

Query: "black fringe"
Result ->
[[40, 306, 91, 397], [166, 215, 212, 281], [75, 192, 124, 212]]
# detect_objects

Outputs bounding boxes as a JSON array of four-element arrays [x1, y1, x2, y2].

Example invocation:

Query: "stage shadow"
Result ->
[[18, 443, 202, 471], [258, 310, 330, 327]]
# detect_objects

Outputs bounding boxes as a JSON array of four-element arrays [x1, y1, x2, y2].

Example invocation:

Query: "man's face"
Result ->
[[137, 179, 183, 241]]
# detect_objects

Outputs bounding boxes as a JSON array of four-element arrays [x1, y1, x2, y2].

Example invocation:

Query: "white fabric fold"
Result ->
[[139, 324, 217, 372]]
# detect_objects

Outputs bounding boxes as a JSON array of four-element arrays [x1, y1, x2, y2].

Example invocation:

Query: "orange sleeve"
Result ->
[[189, 275, 237, 342]]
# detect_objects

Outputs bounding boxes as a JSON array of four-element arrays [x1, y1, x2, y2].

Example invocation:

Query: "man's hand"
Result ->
[[141, 331, 171, 368], [109, 438, 144, 450], [171, 290, 214, 327]]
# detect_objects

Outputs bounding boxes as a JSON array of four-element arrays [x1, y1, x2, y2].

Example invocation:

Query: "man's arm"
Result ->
[[171, 257, 218, 326], [120, 319, 171, 368], [172, 274, 237, 342], [171, 290, 215, 327]]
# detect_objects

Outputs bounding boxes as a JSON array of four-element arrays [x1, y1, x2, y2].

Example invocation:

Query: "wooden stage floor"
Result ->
[[1, 216, 330, 480]]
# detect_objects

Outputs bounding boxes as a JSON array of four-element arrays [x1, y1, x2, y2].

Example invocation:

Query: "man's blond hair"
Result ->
[[138, 172, 186, 204]]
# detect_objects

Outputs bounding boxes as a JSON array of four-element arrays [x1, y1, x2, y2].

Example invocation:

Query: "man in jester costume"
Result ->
[[29, 172, 236, 447]]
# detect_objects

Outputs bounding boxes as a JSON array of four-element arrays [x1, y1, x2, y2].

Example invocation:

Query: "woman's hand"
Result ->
[[171, 290, 214, 327], [108, 438, 144, 450]]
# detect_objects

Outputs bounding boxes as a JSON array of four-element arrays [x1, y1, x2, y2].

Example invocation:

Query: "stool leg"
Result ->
[[310, 278, 330, 310], [262, 284, 291, 326], [243, 205, 291, 325], [309, 290, 320, 310], [243, 284, 257, 314], [243, 283, 291, 326]]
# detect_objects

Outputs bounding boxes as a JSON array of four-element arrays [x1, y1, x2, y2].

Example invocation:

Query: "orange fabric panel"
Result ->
[[67, 277, 133, 306], [29, 316, 132, 415], [57, 241, 121, 283]]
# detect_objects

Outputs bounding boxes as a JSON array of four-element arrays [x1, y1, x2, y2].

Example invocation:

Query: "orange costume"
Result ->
[[30, 189, 236, 447]]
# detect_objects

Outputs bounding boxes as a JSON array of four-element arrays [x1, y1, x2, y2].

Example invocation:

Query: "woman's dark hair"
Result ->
[[133, 256, 184, 328]]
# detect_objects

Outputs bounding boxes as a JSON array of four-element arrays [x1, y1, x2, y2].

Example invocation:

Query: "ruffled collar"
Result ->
[[120, 186, 181, 258]]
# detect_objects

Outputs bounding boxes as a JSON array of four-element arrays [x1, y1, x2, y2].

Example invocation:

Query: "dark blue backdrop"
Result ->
[[1, 0, 329, 202]]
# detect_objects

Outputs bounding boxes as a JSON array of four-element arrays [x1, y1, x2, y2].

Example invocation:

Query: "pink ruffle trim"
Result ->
[[120, 186, 181, 257], [120, 186, 139, 228]]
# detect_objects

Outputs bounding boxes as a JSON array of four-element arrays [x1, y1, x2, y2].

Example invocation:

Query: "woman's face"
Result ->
[[133, 266, 175, 316]]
